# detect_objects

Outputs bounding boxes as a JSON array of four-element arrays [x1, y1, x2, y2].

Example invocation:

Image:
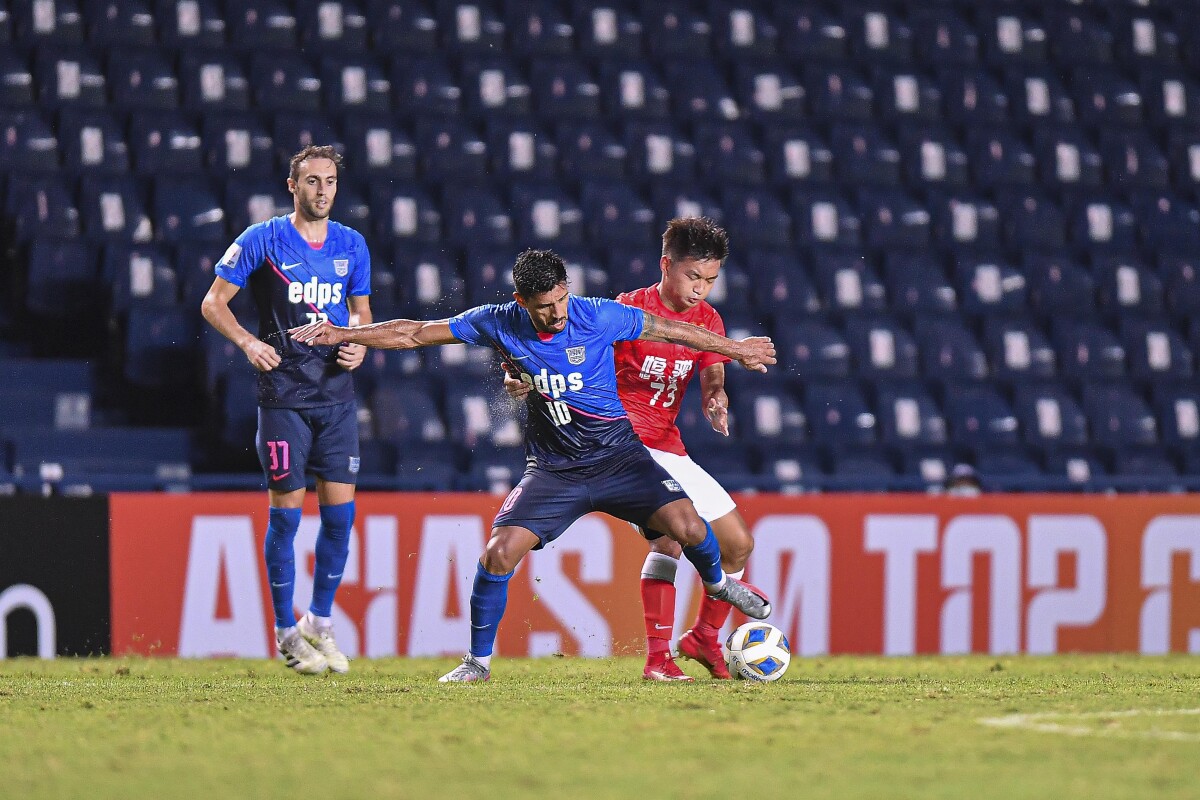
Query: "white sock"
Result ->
[[307, 612, 333, 629], [473, 654, 492, 669], [704, 572, 728, 592], [276, 625, 297, 639], [728, 568, 745, 580]]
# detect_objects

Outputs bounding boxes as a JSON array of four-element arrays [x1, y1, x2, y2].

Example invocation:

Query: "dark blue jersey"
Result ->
[[216, 215, 371, 409], [448, 295, 646, 469]]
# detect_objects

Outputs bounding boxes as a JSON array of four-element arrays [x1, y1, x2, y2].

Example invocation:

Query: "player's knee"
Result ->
[[649, 534, 683, 558], [482, 535, 519, 574], [672, 515, 707, 547], [721, 530, 753, 571]]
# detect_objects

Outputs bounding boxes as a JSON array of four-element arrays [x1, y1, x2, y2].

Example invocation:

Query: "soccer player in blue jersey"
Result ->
[[201, 145, 371, 675], [290, 249, 775, 683]]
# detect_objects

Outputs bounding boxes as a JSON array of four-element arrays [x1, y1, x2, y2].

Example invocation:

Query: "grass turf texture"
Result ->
[[2, 655, 1197, 799]]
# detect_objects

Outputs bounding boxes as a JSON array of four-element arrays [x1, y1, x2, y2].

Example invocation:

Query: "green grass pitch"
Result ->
[[2, 655, 1198, 799]]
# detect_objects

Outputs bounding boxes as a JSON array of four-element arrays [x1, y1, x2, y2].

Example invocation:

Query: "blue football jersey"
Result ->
[[448, 295, 646, 468], [215, 215, 371, 408]]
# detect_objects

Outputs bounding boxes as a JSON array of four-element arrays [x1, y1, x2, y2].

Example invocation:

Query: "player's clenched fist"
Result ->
[[289, 320, 346, 346], [336, 342, 366, 371], [732, 336, 776, 373], [242, 338, 282, 372]]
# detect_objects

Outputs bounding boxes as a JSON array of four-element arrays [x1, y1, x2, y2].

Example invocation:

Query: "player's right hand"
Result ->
[[243, 339, 281, 372], [733, 336, 776, 373], [288, 320, 345, 347], [501, 363, 533, 400]]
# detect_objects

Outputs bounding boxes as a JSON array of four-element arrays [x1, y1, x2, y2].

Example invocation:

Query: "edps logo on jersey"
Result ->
[[287, 276, 345, 310], [529, 368, 584, 399]]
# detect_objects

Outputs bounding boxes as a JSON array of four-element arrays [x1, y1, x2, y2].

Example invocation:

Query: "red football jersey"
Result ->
[[614, 285, 730, 455]]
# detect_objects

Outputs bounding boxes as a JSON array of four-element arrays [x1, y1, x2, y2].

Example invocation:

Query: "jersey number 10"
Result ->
[[548, 400, 572, 426]]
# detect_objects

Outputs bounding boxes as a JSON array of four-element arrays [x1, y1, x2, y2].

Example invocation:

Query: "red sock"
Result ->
[[641, 578, 675, 661], [695, 588, 733, 640]]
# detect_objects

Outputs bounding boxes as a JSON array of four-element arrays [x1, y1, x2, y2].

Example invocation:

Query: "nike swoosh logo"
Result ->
[[470, 624, 488, 630], [509, 354, 531, 360], [270, 582, 291, 588], [654, 624, 671, 630], [281, 262, 301, 270], [270, 471, 290, 481], [327, 573, 343, 580]]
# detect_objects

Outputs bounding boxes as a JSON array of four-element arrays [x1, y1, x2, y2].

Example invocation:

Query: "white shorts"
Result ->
[[645, 447, 737, 523]]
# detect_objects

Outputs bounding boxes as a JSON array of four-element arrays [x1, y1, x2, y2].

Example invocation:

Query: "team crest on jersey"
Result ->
[[333, 259, 349, 277], [662, 479, 683, 492], [348, 456, 360, 474], [566, 346, 586, 365]]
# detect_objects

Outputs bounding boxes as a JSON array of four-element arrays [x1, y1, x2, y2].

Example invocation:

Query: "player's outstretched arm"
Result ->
[[289, 318, 460, 350], [639, 313, 776, 373]]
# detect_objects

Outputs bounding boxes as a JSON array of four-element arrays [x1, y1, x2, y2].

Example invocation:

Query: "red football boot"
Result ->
[[677, 628, 732, 680], [643, 654, 695, 682]]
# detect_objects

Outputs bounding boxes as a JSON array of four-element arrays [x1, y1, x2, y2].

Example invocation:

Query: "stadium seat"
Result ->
[[1014, 384, 1089, 449], [793, 191, 862, 248], [462, 56, 533, 119], [79, 175, 153, 242], [123, 306, 199, 389], [954, 255, 1028, 315], [442, 185, 513, 248], [530, 59, 602, 121], [5, 175, 80, 240], [108, 49, 179, 111], [777, 319, 850, 380], [579, 181, 655, 247], [506, 1, 574, 58], [980, 11, 1048, 67], [944, 385, 1019, 448], [59, 109, 130, 174], [180, 52, 251, 113], [983, 317, 1057, 382], [392, 55, 462, 118], [24, 237, 97, 319], [730, 380, 807, 446], [940, 69, 1009, 124], [875, 69, 941, 122], [811, 250, 886, 313], [1094, 257, 1164, 317], [876, 383, 947, 446], [833, 123, 901, 187], [806, 65, 874, 122], [859, 188, 931, 249], [624, 121, 697, 184], [1026, 254, 1097, 320], [392, 246, 466, 317], [435, 0, 506, 55], [321, 57, 392, 115], [129, 112, 204, 176], [722, 187, 792, 249], [883, 253, 958, 317], [368, 0, 440, 56], [104, 243, 178, 313], [575, 3, 643, 60], [369, 181, 442, 243], [1082, 383, 1158, 448], [845, 317, 920, 381], [228, 1, 299, 51], [1154, 385, 1200, 454], [1158, 255, 1200, 321], [0, 111, 59, 174], [1120, 320, 1194, 381], [370, 378, 447, 445], [914, 317, 988, 382], [0, 52, 35, 107], [1008, 70, 1076, 127], [897, 124, 970, 189], [928, 192, 1002, 250], [35, 49, 106, 108], [694, 121, 767, 186], [510, 183, 584, 247], [152, 178, 226, 243], [298, 0, 370, 53], [749, 250, 821, 319], [804, 381, 877, 447], [1053, 321, 1127, 380], [763, 124, 835, 186], [556, 121, 627, 181]]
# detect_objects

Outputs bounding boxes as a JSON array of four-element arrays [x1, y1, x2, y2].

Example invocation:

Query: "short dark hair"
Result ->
[[661, 217, 729, 263], [512, 249, 568, 297], [289, 145, 343, 183]]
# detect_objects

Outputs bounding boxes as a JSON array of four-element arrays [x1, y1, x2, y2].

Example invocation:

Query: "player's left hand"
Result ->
[[705, 395, 730, 436], [733, 336, 776, 373], [289, 320, 345, 347], [337, 342, 366, 370]]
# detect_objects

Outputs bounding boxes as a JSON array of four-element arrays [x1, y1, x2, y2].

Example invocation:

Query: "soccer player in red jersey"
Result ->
[[506, 217, 754, 680]]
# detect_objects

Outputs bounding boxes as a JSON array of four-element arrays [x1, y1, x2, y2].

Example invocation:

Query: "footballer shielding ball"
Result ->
[[724, 622, 791, 682]]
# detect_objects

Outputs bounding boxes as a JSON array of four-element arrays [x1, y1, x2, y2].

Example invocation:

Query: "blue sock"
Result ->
[[470, 562, 513, 658], [264, 506, 302, 629], [682, 519, 725, 587], [310, 500, 354, 618]]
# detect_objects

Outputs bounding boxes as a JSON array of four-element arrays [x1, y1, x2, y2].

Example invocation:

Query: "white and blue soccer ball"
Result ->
[[724, 622, 791, 682]]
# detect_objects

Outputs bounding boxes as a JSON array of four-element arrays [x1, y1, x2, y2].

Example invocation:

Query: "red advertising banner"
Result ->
[[109, 493, 1200, 658]]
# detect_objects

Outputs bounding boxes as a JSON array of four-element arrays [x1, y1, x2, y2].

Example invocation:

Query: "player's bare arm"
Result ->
[[700, 363, 730, 436], [289, 317, 459, 350], [639, 313, 776, 373], [336, 294, 373, 371], [200, 276, 281, 372]]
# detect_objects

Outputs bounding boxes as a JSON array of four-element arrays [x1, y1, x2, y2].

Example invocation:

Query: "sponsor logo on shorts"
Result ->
[[334, 259, 349, 277], [348, 456, 361, 474], [662, 479, 683, 492], [565, 346, 586, 365]]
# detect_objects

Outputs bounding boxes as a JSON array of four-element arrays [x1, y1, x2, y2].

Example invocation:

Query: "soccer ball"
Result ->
[[724, 622, 791, 682]]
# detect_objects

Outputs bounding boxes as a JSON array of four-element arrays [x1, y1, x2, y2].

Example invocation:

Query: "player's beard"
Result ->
[[301, 197, 332, 221]]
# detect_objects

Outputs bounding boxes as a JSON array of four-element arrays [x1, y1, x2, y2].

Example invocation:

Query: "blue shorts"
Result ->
[[494, 443, 689, 549], [255, 401, 360, 492]]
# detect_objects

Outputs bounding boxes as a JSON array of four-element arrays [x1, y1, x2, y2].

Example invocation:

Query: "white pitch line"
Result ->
[[979, 708, 1200, 742]]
